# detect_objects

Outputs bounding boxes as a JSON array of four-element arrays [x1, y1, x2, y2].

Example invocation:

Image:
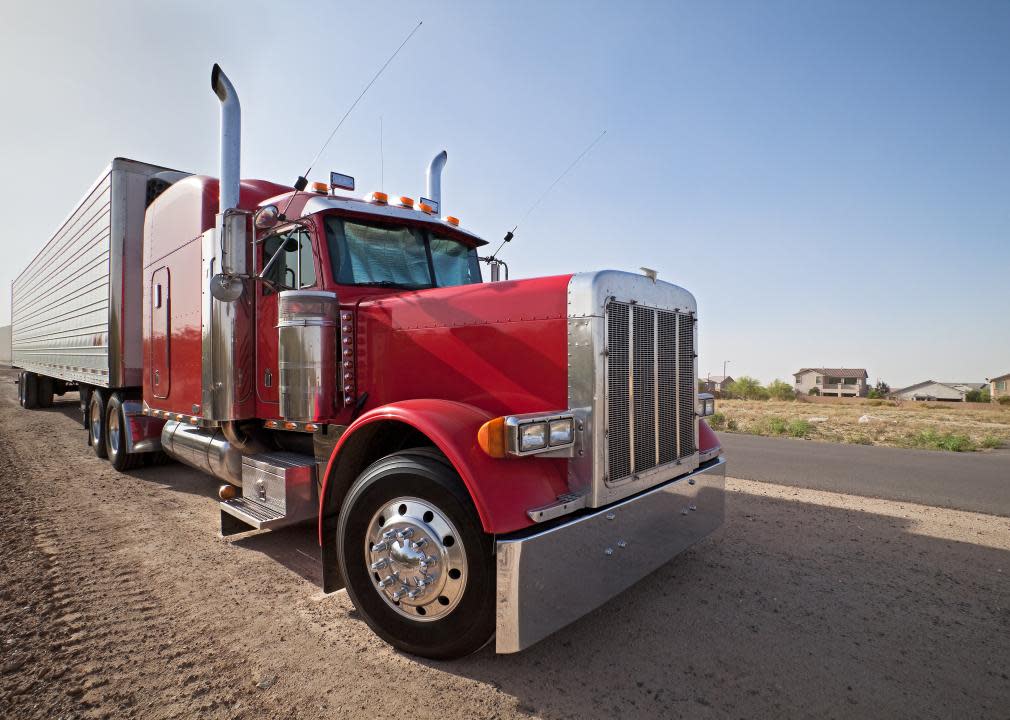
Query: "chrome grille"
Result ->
[[606, 301, 695, 484]]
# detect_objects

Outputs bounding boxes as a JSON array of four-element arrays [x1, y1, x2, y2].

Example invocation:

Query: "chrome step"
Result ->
[[219, 451, 317, 536]]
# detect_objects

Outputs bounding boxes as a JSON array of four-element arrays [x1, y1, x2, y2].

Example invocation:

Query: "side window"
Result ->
[[262, 228, 316, 293]]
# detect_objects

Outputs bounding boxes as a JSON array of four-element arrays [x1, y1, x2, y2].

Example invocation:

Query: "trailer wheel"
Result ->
[[105, 394, 141, 471], [37, 377, 54, 408], [21, 372, 39, 409], [89, 390, 108, 459], [336, 449, 495, 660]]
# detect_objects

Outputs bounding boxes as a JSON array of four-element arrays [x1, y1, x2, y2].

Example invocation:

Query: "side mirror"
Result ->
[[210, 273, 243, 302]]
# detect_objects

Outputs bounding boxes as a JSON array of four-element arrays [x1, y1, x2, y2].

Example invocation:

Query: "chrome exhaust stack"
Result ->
[[211, 63, 241, 214], [425, 150, 447, 212]]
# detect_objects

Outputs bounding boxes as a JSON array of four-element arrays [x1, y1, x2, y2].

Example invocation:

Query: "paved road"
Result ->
[[718, 432, 1010, 516]]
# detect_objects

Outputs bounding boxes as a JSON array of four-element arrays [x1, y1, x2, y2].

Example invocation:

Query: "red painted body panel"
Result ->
[[318, 400, 570, 537], [355, 275, 572, 416], [698, 419, 719, 452], [142, 177, 292, 413]]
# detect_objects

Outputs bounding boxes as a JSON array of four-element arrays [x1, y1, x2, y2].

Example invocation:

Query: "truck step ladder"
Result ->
[[220, 451, 317, 536]]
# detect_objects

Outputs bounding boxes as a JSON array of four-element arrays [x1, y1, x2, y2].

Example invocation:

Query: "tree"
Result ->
[[725, 376, 768, 400], [966, 388, 991, 403], [767, 379, 795, 400]]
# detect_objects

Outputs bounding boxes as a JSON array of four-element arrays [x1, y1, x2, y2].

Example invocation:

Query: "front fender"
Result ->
[[319, 399, 569, 537]]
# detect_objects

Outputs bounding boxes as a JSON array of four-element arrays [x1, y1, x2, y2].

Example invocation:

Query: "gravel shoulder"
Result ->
[[1, 369, 1008, 719]]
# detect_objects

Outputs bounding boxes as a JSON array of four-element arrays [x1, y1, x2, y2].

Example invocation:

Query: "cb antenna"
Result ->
[[286, 20, 422, 202], [488, 128, 607, 262]]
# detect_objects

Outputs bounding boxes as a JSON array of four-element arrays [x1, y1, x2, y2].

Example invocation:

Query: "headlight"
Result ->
[[549, 418, 574, 446], [698, 393, 716, 417], [519, 422, 548, 452]]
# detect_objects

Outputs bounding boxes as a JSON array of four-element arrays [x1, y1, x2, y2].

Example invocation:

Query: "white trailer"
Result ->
[[11, 158, 188, 409]]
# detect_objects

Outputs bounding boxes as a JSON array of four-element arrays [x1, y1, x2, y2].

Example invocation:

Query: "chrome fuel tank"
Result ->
[[277, 290, 339, 421]]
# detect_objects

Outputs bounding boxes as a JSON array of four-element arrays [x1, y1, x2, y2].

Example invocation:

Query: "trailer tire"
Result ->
[[105, 394, 141, 471], [336, 449, 495, 660], [37, 377, 54, 408], [89, 390, 108, 459], [21, 372, 39, 409]]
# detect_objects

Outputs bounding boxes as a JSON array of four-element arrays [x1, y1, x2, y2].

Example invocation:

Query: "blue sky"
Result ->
[[1, 1, 1007, 387]]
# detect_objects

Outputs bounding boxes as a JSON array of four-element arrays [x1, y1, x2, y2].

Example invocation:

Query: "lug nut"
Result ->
[[391, 587, 409, 602], [378, 575, 396, 588], [371, 541, 389, 552], [410, 538, 428, 550], [382, 529, 397, 540], [396, 528, 414, 540], [370, 558, 391, 571], [407, 587, 427, 600]]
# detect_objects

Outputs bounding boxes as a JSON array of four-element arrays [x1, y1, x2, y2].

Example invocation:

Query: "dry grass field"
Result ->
[[710, 398, 1010, 452]]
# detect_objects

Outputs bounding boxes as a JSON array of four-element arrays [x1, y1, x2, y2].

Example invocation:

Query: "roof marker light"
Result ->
[[311, 181, 329, 194], [398, 196, 414, 208], [418, 202, 434, 214], [445, 216, 460, 227], [368, 191, 388, 204]]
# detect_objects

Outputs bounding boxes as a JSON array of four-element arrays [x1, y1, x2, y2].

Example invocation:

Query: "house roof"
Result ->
[[706, 375, 732, 383], [989, 373, 1010, 382], [893, 380, 986, 395], [794, 368, 868, 379]]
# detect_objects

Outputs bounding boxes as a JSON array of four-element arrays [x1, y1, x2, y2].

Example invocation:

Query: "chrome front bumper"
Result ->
[[495, 456, 726, 653]]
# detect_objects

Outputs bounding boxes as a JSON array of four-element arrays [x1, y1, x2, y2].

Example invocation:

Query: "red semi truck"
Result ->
[[10, 65, 725, 659]]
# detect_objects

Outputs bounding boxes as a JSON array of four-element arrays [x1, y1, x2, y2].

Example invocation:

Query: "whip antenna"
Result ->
[[290, 20, 423, 194], [488, 128, 607, 261]]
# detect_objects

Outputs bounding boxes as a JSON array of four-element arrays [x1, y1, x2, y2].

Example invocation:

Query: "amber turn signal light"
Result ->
[[477, 416, 507, 458], [218, 484, 237, 500]]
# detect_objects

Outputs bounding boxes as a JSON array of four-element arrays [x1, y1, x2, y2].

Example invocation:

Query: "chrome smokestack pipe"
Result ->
[[426, 150, 447, 211], [211, 63, 241, 213]]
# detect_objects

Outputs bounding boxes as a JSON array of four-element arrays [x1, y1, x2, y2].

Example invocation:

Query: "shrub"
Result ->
[[708, 412, 726, 430], [766, 417, 788, 435], [867, 388, 881, 399], [965, 389, 990, 403], [906, 430, 976, 452], [852, 435, 873, 445], [767, 379, 795, 401], [787, 419, 811, 438], [727, 419, 738, 431], [808, 387, 820, 396], [866, 399, 884, 406], [981, 436, 1003, 449], [999, 397, 1010, 406]]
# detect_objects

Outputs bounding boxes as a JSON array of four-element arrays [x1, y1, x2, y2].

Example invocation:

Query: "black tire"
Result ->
[[79, 386, 91, 429], [21, 372, 39, 409], [37, 377, 54, 408], [88, 390, 108, 459], [105, 394, 142, 471], [336, 450, 495, 660]]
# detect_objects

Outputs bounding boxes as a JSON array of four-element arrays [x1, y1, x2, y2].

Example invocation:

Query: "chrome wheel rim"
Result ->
[[89, 398, 102, 446], [365, 497, 468, 622], [108, 406, 120, 454]]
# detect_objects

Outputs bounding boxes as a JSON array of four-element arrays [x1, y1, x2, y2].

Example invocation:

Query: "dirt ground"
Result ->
[[713, 398, 1010, 451], [1, 369, 1008, 719]]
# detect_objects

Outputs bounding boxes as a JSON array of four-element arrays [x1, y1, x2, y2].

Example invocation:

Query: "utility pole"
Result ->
[[723, 360, 730, 378]]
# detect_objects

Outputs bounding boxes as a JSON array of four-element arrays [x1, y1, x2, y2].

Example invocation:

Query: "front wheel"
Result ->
[[336, 450, 495, 660]]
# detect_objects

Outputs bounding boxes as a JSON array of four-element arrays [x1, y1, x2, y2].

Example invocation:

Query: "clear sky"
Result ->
[[1, 0, 1007, 388]]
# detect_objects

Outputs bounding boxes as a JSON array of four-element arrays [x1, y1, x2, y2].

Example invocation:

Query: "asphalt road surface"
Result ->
[[719, 432, 1010, 516], [2, 371, 1008, 719]]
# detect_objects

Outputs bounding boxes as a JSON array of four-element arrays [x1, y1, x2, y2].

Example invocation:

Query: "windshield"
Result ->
[[324, 216, 482, 289]]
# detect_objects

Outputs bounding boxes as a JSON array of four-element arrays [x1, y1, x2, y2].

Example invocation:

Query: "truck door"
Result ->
[[150, 267, 170, 398], [255, 228, 317, 408]]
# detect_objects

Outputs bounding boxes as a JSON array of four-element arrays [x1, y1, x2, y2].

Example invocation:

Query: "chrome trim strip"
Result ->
[[496, 456, 726, 653]]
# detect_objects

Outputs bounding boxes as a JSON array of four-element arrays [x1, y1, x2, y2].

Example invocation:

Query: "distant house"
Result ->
[[989, 373, 1010, 403], [701, 375, 734, 395], [794, 368, 868, 397], [892, 380, 986, 402]]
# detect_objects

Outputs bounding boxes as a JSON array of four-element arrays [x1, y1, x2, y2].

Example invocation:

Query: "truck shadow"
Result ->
[[413, 488, 1010, 719]]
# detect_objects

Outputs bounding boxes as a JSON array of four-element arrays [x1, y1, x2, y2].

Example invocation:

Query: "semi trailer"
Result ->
[[10, 65, 725, 659]]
